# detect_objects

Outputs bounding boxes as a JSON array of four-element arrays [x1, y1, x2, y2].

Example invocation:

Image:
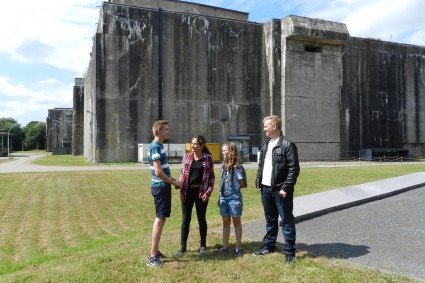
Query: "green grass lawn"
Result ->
[[0, 165, 423, 282], [32, 154, 92, 166]]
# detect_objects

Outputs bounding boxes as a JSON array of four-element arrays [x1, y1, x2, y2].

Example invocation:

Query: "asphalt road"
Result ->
[[295, 186, 425, 280]]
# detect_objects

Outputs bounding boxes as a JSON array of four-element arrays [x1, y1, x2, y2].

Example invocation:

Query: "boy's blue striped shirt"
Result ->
[[148, 141, 170, 187]]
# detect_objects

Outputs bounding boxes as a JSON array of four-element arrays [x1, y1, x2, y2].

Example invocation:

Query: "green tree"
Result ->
[[0, 118, 23, 152], [23, 121, 46, 150]]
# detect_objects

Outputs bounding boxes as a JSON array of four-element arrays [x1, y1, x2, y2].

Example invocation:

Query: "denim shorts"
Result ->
[[219, 196, 243, 217], [151, 184, 171, 218]]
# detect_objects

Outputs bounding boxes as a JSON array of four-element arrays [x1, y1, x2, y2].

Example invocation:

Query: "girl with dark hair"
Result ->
[[177, 136, 215, 255], [217, 142, 246, 256]]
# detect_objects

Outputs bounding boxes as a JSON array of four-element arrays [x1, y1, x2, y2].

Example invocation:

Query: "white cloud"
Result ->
[[306, 0, 425, 45], [0, 76, 73, 125], [0, 0, 100, 75]]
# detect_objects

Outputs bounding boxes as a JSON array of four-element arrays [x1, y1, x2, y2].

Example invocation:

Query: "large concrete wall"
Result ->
[[79, 1, 425, 162], [84, 50, 97, 162], [72, 78, 84, 156], [85, 2, 267, 162], [341, 38, 425, 158]]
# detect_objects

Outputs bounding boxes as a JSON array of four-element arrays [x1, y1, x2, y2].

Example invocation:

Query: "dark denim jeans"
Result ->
[[261, 185, 296, 255], [180, 187, 209, 248]]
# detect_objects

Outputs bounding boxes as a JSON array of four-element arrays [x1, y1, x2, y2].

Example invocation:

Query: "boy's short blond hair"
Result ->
[[263, 115, 281, 130], [152, 120, 169, 136]]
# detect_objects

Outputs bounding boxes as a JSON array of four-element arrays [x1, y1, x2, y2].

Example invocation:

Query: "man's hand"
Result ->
[[279, 189, 287, 198]]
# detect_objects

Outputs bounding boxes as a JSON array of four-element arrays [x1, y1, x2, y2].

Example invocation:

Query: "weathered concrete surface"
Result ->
[[341, 38, 425, 158], [110, 0, 249, 21], [72, 78, 84, 156], [281, 16, 349, 160], [86, 2, 266, 162], [46, 108, 73, 152], [263, 20, 281, 116], [79, 1, 425, 163], [281, 16, 349, 45]]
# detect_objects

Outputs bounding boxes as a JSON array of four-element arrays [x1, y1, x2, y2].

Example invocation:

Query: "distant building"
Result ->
[[46, 108, 73, 155], [68, 0, 424, 162]]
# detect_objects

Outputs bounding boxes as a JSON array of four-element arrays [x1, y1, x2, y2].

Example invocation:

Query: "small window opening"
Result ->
[[304, 45, 322, 53]]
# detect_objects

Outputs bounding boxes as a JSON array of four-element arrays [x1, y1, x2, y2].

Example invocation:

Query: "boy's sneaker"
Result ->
[[147, 255, 161, 267], [199, 246, 207, 254], [233, 248, 243, 257], [156, 250, 166, 258], [252, 246, 274, 256]]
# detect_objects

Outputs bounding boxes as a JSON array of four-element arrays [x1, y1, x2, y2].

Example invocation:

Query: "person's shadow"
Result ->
[[296, 242, 370, 259], [170, 241, 266, 263], [169, 241, 369, 264]]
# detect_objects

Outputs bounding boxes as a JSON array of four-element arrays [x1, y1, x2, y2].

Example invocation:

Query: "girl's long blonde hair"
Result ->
[[222, 142, 241, 172]]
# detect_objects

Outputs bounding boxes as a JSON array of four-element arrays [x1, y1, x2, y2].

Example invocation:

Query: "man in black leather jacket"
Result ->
[[252, 115, 300, 263]]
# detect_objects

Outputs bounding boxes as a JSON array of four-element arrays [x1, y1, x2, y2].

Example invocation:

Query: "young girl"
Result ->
[[218, 142, 247, 256], [178, 135, 215, 255]]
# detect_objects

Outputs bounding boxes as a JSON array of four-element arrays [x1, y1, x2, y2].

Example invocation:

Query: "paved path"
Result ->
[[1, 153, 423, 174], [0, 153, 147, 173]]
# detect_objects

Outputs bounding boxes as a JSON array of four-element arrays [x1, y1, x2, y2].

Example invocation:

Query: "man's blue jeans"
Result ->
[[261, 185, 296, 255]]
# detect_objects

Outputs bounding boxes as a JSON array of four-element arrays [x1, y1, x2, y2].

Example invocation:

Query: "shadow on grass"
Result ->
[[164, 241, 265, 263], [297, 242, 370, 259], [165, 241, 369, 264]]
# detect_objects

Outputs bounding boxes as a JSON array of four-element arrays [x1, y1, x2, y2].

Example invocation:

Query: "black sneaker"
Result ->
[[147, 255, 161, 267], [233, 248, 243, 257], [176, 247, 187, 256], [156, 250, 167, 258], [218, 247, 228, 254], [252, 246, 274, 256], [285, 254, 295, 264]]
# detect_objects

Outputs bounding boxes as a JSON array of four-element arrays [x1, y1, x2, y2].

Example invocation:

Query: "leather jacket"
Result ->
[[255, 135, 300, 194]]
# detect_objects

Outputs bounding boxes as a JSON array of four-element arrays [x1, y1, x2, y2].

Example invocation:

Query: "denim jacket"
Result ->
[[219, 166, 244, 199]]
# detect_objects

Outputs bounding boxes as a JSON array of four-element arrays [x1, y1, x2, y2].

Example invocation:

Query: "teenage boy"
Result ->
[[147, 120, 181, 267]]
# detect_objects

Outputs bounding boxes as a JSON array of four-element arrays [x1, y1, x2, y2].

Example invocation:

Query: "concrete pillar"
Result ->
[[281, 16, 349, 160]]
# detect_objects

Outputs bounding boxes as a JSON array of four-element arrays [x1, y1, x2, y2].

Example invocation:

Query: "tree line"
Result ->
[[0, 117, 46, 151]]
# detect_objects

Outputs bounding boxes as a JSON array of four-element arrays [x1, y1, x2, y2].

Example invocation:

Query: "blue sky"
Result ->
[[1, 0, 424, 126]]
